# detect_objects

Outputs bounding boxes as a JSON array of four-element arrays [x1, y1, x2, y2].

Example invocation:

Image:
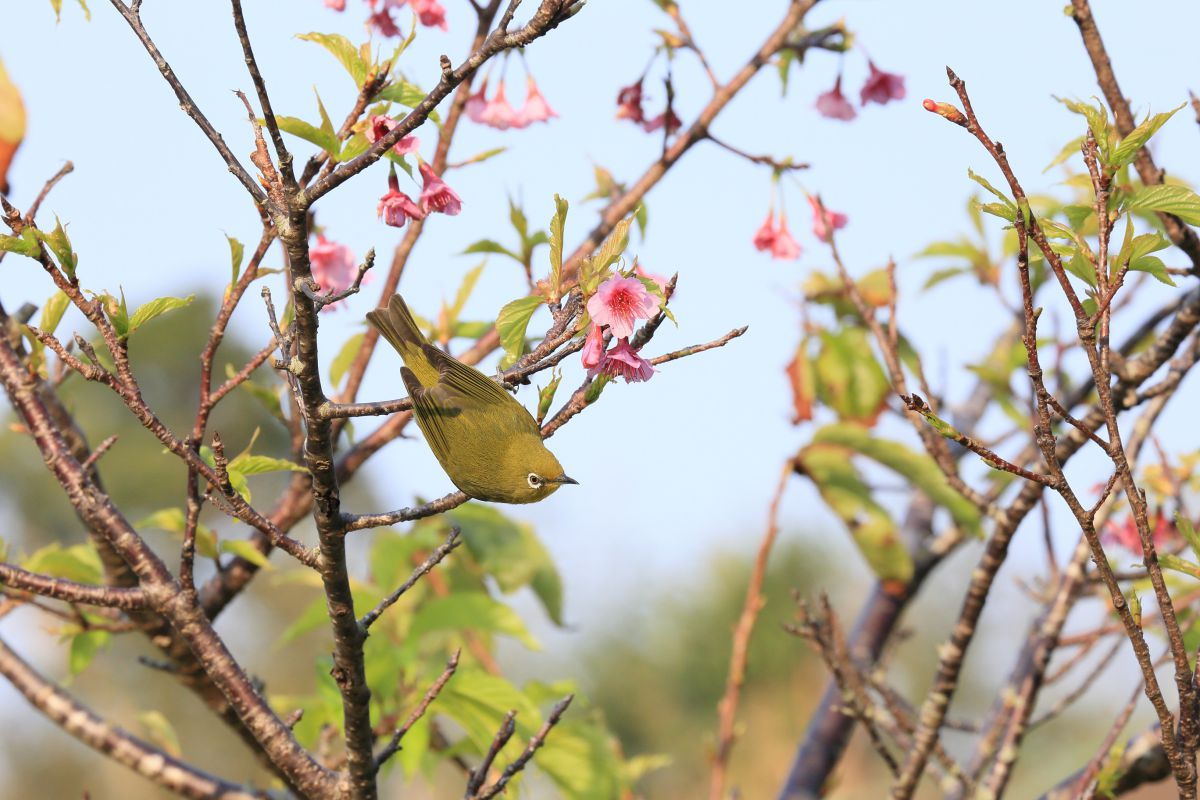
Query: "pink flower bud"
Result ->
[[922, 98, 968, 127], [581, 323, 606, 369]]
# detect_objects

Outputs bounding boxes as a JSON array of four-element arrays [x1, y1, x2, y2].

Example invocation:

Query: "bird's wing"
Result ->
[[401, 365, 455, 461]]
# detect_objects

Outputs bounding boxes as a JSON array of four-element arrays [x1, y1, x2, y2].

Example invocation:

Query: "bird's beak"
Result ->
[[553, 474, 579, 486]]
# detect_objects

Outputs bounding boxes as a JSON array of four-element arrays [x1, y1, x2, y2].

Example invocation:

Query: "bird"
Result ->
[[366, 294, 578, 504]]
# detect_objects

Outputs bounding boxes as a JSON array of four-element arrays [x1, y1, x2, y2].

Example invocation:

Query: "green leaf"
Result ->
[[227, 235, 245, 286], [496, 295, 543, 370], [549, 194, 568, 300], [22, 542, 102, 585], [794, 443, 913, 582], [509, 198, 529, 242], [592, 216, 634, 274], [814, 329, 890, 426], [1065, 246, 1098, 286], [48, 0, 90, 21], [536, 370, 562, 426], [0, 229, 40, 258], [220, 539, 273, 569], [463, 239, 521, 263], [447, 503, 564, 625], [1126, 184, 1200, 225], [1043, 135, 1085, 173], [280, 596, 331, 644], [536, 720, 625, 800], [1180, 515, 1200, 563], [1111, 104, 1184, 169], [35, 216, 78, 278], [438, 670, 542, 752], [39, 291, 70, 336], [1160, 553, 1200, 580], [330, 332, 365, 388], [967, 168, 1014, 211], [409, 593, 540, 650], [276, 115, 341, 157], [137, 711, 182, 758], [228, 454, 306, 475], [297, 32, 368, 86], [127, 295, 194, 336], [450, 262, 486, 321], [137, 507, 218, 558], [69, 630, 109, 675], [376, 79, 440, 123], [811, 423, 983, 536], [1055, 96, 1111, 157]]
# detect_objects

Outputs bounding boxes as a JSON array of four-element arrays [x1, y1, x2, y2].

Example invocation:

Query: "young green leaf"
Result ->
[[297, 32, 368, 86], [1125, 184, 1200, 225], [549, 194, 568, 299], [1110, 104, 1184, 170], [537, 370, 563, 426], [450, 262, 487, 321], [408, 593, 541, 650], [220, 539, 273, 569], [38, 291, 70, 336], [330, 332, 365, 388], [496, 295, 543, 369], [275, 115, 341, 157], [127, 294, 194, 336], [227, 234, 245, 286], [376, 79, 440, 123], [35, 216, 78, 278], [227, 454, 306, 476], [137, 711, 182, 758], [69, 630, 110, 676]]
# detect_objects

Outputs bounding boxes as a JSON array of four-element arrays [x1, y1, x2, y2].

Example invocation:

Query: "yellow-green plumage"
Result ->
[[367, 294, 576, 504]]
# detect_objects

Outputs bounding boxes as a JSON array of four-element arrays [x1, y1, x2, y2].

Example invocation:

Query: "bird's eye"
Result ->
[[527, 473, 542, 488]]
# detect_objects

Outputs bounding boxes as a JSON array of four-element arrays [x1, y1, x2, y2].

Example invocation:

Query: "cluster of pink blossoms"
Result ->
[[325, 0, 448, 34], [814, 60, 905, 121], [309, 235, 361, 311], [614, 79, 682, 135], [1102, 513, 1179, 553], [755, 195, 848, 262], [377, 160, 462, 228], [582, 275, 659, 383], [465, 75, 557, 130]]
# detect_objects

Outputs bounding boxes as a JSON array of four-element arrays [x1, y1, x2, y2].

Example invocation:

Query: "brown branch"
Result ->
[[0, 633, 267, 800], [359, 528, 461, 630], [306, 0, 584, 204], [472, 695, 574, 800], [0, 563, 146, 610], [710, 461, 791, 800], [374, 650, 460, 768], [106, 0, 271, 209]]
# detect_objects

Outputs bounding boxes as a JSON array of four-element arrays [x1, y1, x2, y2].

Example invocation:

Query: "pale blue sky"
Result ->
[[3, 0, 1200, 740]]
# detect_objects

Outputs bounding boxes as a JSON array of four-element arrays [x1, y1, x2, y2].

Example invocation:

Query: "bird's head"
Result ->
[[505, 440, 578, 503]]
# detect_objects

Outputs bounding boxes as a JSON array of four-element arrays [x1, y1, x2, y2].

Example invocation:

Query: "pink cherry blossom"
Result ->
[[592, 338, 655, 383], [310, 235, 356, 310], [815, 75, 856, 121], [634, 263, 671, 294], [753, 212, 776, 252], [480, 80, 518, 130], [771, 214, 802, 261], [587, 275, 659, 339], [642, 109, 681, 135], [418, 162, 462, 216], [515, 75, 558, 127], [615, 80, 645, 124], [378, 169, 425, 228], [860, 60, 906, 106], [366, 115, 420, 156], [581, 323, 606, 369], [324, 0, 346, 10], [466, 77, 489, 123], [367, 4, 402, 37], [1102, 513, 1178, 553], [410, 0, 448, 30], [807, 195, 848, 242]]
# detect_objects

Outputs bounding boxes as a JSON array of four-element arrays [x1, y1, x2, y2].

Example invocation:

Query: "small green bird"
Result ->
[[367, 294, 578, 504]]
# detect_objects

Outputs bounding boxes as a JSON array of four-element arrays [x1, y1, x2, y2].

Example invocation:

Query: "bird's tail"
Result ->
[[366, 294, 438, 386]]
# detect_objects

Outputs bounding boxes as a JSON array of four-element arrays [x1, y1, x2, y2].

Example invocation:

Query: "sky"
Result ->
[[3, 0, 1200, 784]]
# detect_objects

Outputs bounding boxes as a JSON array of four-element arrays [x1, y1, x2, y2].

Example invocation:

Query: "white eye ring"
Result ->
[[527, 473, 542, 488]]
